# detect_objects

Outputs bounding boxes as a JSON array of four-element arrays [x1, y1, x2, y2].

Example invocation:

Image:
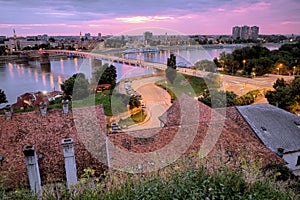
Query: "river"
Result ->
[[0, 43, 282, 104]]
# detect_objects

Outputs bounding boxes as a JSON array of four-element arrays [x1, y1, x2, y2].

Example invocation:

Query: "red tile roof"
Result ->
[[107, 95, 284, 173], [0, 105, 107, 188], [0, 94, 284, 188]]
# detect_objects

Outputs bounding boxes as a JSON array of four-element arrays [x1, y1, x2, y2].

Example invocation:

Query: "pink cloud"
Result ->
[[115, 16, 174, 23]]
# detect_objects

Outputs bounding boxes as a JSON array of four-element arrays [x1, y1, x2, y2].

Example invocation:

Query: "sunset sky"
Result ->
[[0, 0, 299, 36]]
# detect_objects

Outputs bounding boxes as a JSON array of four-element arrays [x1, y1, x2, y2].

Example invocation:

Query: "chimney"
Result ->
[[62, 138, 77, 189], [277, 148, 284, 158], [4, 105, 12, 120], [39, 102, 47, 116], [62, 99, 69, 114], [23, 145, 42, 195]]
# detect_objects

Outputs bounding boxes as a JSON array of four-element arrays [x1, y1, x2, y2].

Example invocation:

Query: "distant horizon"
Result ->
[[2, 30, 300, 38], [1, 0, 300, 36]]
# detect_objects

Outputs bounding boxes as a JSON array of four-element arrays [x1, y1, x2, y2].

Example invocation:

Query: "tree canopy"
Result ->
[[194, 60, 217, 72], [199, 89, 237, 108], [165, 53, 177, 84], [0, 89, 8, 104], [93, 63, 117, 89], [61, 73, 89, 100], [215, 42, 300, 76], [265, 78, 300, 114]]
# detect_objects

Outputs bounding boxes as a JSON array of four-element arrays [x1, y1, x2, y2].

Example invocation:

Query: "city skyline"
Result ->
[[0, 0, 300, 36]]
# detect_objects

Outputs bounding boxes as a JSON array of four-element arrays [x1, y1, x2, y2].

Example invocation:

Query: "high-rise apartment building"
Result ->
[[241, 25, 250, 40], [250, 26, 259, 40], [143, 31, 153, 45], [232, 26, 241, 39], [232, 25, 259, 40]]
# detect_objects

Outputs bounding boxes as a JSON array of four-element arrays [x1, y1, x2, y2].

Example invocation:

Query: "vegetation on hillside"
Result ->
[[1, 162, 298, 199]]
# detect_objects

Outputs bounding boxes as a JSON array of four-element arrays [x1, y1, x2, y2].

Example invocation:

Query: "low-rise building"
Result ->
[[237, 104, 300, 175]]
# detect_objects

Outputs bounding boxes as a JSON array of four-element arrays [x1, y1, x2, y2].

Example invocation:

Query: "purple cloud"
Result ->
[[0, 0, 299, 36]]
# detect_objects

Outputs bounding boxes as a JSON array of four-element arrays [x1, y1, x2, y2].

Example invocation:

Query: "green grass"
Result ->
[[69, 91, 130, 116], [118, 110, 147, 128], [156, 73, 207, 103], [0, 91, 130, 116], [1, 165, 297, 200]]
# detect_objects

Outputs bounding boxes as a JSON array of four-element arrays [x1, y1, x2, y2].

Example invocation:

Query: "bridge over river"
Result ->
[[44, 50, 168, 71], [35, 49, 294, 98]]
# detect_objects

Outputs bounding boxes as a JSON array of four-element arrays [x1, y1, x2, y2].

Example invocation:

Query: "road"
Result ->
[[122, 76, 171, 133], [177, 68, 295, 103], [118, 70, 295, 132]]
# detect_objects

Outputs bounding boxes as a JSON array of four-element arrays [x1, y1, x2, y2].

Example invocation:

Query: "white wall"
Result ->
[[283, 151, 300, 176]]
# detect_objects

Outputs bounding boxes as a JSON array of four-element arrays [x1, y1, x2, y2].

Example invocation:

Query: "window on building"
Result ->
[[297, 156, 300, 166]]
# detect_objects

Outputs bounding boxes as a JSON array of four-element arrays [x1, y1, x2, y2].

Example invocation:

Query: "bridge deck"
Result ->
[[45, 50, 167, 71]]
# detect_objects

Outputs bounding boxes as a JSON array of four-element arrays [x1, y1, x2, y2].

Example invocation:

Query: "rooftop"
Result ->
[[0, 105, 107, 188], [108, 95, 283, 173], [237, 104, 300, 153]]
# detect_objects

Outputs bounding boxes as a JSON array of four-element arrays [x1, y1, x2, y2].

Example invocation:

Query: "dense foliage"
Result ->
[[199, 89, 262, 108], [60, 73, 89, 100], [0, 89, 8, 104], [165, 53, 177, 84], [194, 60, 217, 72], [199, 90, 237, 108], [93, 63, 117, 89], [215, 42, 300, 76], [265, 78, 300, 114], [1, 165, 297, 199]]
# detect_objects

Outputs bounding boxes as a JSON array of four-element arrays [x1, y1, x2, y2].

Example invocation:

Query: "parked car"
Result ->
[[141, 103, 146, 108]]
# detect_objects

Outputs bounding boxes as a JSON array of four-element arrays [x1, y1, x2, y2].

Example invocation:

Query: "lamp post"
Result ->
[[278, 63, 283, 75], [277, 67, 280, 75], [243, 59, 246, 73], [293, 66, 296, 76]]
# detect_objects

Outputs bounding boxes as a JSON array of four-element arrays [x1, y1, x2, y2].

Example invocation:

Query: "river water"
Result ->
[[0, 44, 281, 104]]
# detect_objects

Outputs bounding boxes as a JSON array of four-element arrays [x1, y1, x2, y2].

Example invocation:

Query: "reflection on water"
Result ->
[[41, 64, 51, 73], [1, 57, 153, 103], [1, 44, 281, 104]]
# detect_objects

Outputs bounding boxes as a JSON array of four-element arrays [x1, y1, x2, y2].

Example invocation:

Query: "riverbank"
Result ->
[[158, 42, 283, 51]]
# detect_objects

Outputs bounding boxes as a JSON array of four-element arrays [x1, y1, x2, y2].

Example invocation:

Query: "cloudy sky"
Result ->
[[0, 0, 299, 36]]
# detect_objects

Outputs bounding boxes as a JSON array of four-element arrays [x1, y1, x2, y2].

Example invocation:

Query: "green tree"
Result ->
[[213, 58, 222, 69], [129, 96, 141, 109], [73, 75, 90, 100], [165, 54, 177, 84], [48, 37, 55, 43], [235, 90, 260, 106], [199, 89, 237, 108], [265, 78, 296, 112], [93, 64, 117, 89], [219, 52, 235, 74], [61, 73, 89, 100], [0, 89, 8, 104], [194, 60, 217, 72]]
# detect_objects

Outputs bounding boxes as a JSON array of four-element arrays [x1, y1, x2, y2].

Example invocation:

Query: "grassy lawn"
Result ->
[[72, 91, 129, 116], [1, 91, 130, 116], [118, 110, 146, 128], [156, 73, 207, 102]]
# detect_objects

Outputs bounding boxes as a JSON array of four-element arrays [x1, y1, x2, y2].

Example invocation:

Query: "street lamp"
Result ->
[[277, 67, 280, 75], [293, 66, 296, 76], [243, 59, 246, 71]]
